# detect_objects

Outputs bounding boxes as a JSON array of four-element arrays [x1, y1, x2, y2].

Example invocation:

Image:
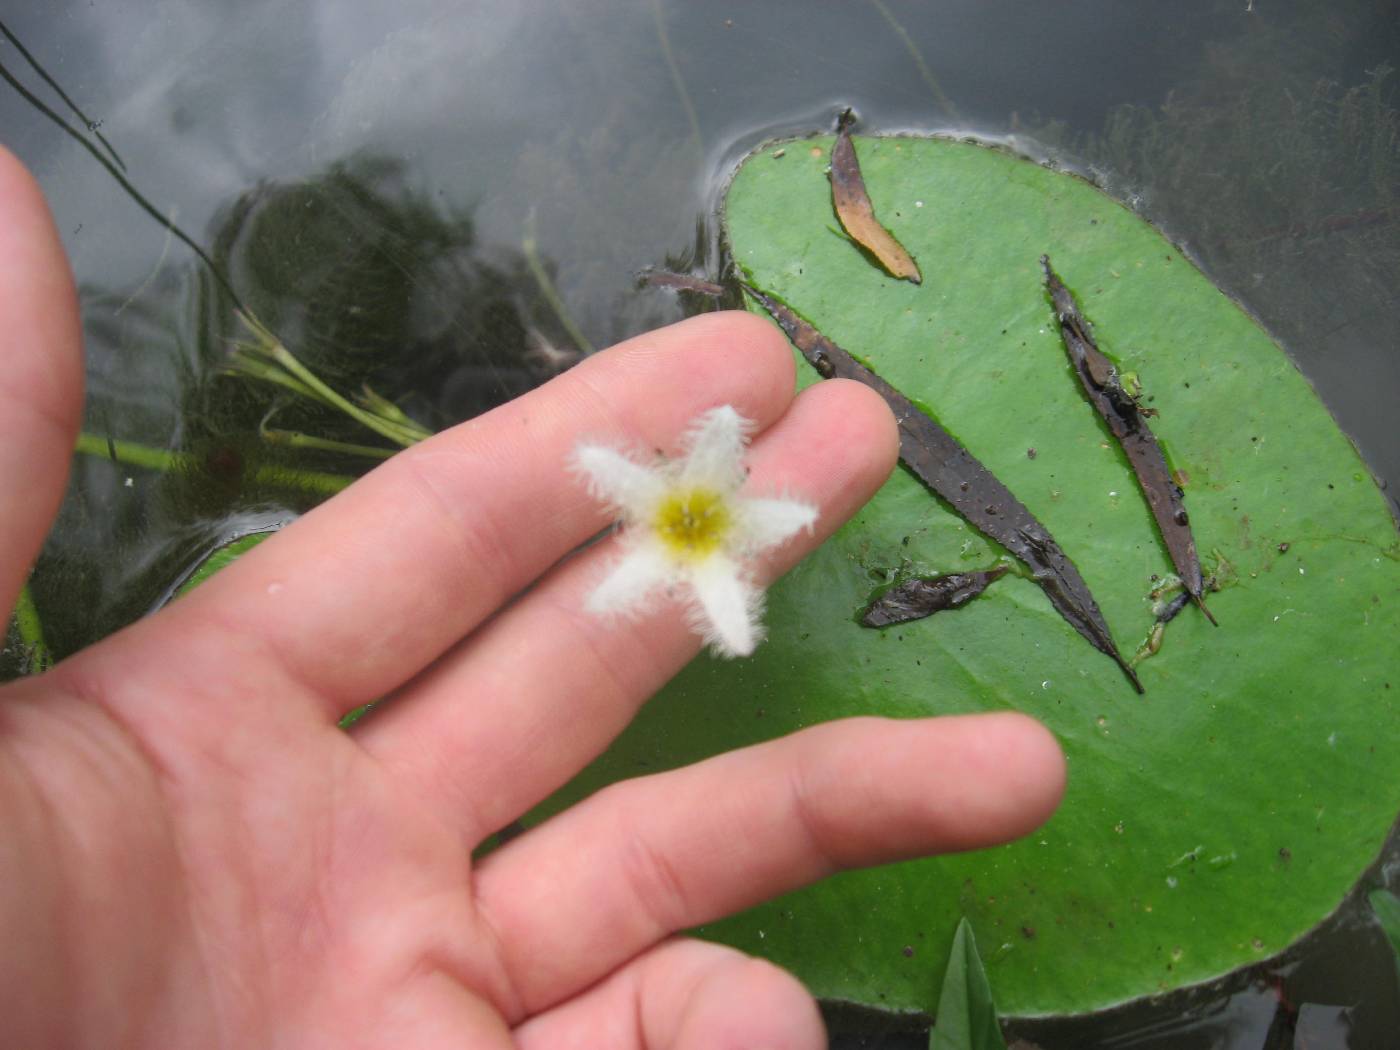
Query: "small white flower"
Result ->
[[572, 405, 818, 657]]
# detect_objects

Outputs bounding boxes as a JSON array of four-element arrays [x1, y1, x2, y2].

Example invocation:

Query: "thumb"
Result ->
[[0, 145, 84, 624]]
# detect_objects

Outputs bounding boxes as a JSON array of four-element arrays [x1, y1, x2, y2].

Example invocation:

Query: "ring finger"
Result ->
[[353, 378, 898, 843]]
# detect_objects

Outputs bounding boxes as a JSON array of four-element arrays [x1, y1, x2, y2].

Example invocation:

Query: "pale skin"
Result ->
[[0, 144, 1066, 1049]]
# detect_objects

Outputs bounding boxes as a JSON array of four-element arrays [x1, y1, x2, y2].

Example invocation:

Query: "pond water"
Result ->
[[2, 0, 1398, 1045]]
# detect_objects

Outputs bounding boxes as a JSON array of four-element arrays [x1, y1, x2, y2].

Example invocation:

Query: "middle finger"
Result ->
[[101, 311, 797, 728], [353, 378, 898, 842]]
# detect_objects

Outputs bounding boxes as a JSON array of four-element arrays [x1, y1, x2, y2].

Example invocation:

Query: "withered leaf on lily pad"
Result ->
[[861, 566, 1010, 628], [744, 284, 1142, 693], [636, 268, 726, 296], [829, 110, 922, 284], [1041, 255, 1217, 625]]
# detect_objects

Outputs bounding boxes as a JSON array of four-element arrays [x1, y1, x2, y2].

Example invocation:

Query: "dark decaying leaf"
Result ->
[[829, 110, 922, 284], [745, 284, 1142, 693], [862, 566, 1009, 628], [1041, 256, 1217, 625], [637, 268, 726, 296]]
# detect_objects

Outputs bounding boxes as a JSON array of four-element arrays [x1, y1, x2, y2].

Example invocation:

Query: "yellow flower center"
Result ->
[[653, 487, 731, 560]]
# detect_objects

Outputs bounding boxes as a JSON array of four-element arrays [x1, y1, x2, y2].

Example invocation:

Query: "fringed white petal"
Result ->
[[584, 541, 670, 617], [573, 404, 813, 658], [733, 496, 818, 554], [571, 443, 666, 518], [687, 554, 763, 658], [676, 405, 750, 492]]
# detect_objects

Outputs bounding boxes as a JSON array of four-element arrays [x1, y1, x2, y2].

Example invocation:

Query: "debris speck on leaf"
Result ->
[[829, 109, 922, 284], [862, 566, 1009, 627], [744, 283, 1143, 693], [1041, 255, 1217, 626]]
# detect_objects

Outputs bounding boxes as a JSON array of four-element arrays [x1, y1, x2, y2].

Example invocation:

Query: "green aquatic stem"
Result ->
[[260, 427, 398, 460], [244, 462, 354, 496], [265, 341, 429, 447], [231, 347, 428, 448], [225, 346, 324, 402], [0, 46, 242, 308], [357, 384, 417, 427], [0, 20, 126, 172], [867, 0, 962, 123], [75, 431, 178, 471], [11, 581, 53, 674], [649, 0, 703, 156], [523, 209, 595, 356], [74, 432, 354, 497], [232, 312, 432, 447]]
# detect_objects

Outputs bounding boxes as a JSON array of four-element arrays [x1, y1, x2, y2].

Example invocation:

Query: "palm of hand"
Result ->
[[0, 146, 1063, 1049]]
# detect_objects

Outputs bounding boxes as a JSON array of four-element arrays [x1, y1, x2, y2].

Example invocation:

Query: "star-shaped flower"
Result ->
[[572, 405, 818, 657]]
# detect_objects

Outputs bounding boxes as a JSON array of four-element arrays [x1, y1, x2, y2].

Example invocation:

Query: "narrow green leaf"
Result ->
[[523, 209, 595, 356], [930, 919, 1006, 1050], [1369, 888, 1400, 972]]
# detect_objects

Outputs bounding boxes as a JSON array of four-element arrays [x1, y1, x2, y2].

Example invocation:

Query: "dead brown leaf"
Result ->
[[829, 111, 921, 283]]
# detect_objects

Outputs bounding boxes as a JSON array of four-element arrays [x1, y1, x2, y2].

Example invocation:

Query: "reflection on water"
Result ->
[[2, 0, 1397, 1045]]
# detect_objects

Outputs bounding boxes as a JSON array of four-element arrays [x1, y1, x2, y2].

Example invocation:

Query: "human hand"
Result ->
[[0, 145, 1065, 1049]]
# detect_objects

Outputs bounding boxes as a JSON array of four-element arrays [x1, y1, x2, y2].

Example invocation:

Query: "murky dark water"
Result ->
[[3, 1, 1397, 1045]]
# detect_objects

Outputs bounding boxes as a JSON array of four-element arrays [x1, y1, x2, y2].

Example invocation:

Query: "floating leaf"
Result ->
[[547, 135, 1400, 1017], [172, 531, 275, 600], [930, 918, 1007, 1050], [830, 110, 922, 283], [1042, 255, 1215, 625], [745, 287, 1140, 691]]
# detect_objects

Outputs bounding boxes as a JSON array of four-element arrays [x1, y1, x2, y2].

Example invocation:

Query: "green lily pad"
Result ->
[[173, 531, 274, 599], [548, 136, 1400, 1017]]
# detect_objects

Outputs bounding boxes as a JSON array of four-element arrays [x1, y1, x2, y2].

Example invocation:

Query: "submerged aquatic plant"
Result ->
[[573, 405, 817, 657], [225, 309, 433, 451]]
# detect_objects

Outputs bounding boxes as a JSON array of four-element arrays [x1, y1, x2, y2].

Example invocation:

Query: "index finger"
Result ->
[[76, 312, 797, 723], [0, 146, 84, 619]]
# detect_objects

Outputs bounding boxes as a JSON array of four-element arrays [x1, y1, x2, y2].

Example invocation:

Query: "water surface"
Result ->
[[2, 1, 1397, 1044]]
